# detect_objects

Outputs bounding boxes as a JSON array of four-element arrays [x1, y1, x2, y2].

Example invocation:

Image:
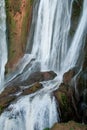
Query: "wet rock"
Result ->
[[78, 89, 87, 124], [54, 83, 79, 122], [0, 96, 16, 114], [76, 69, 87, 96], [0, 86, 21, 97], [22, 82, 42, 95], [63, 67, 79, 85], [0, 82, 43, 115], [21, 71, 57, 86], [7, 71, 57, 87]]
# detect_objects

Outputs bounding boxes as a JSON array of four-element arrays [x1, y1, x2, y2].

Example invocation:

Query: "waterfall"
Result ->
[[63, 0, 87, 72], [0, 94, 59, 130], [27, 0, 73, 72], [0, 0, 87, 130], [0, 0, 7, 91]]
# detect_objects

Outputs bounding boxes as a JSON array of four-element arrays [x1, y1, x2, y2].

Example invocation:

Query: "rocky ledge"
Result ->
[[0, 71, 57, 114]]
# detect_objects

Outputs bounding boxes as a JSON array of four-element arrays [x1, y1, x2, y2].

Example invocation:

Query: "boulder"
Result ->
[[63, 67, 79, 85], [51, 121, 87, 130], [7, 71, 57, 87], [21, 71, 57, 86], [54, 83, 79, 122]]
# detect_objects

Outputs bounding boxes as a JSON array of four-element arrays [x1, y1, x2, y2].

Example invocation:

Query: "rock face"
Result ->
[[63, 67, 78, 85], [77, 69, 87, 96], [6, 71, 57, 87], [51, 121, 87, 130], [54, 83, 80, 122], [5, 0, 33, 73]]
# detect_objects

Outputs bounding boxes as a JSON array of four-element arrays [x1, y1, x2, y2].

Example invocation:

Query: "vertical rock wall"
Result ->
[[5, 0, 34, 73]]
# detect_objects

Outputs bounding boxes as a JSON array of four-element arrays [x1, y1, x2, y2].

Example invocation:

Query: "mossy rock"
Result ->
[[54, 84, 78, 122], [51, 121, 87, 130]]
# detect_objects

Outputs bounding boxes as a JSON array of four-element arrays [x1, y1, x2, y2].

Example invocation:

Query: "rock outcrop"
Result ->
[[51, 121, 87, 130], [0, 82, 42, 114], [54, 83, 80, 122], [6, 71, 57, 87], [5, 0, 34, 73], [0, 71, 56, 114]]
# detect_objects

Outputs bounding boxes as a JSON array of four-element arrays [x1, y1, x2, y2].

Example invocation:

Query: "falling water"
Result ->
[[0, 0, 87, 130], [63, 0, 87, 72], [0, 94, 59, 130], [28, 0, 73, 72], [0, 0, 7, 91]]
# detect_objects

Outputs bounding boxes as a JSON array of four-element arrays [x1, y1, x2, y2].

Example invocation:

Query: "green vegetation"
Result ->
[[30, 0, 34, 5], [61, 93, 68, 109], [70, 128, 74, 130], [43, 128, 50, 130]]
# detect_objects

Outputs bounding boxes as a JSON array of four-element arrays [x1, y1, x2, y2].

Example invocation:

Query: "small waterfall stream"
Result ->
[[0, 0, 7, 91], [0, 0, 87, 130]]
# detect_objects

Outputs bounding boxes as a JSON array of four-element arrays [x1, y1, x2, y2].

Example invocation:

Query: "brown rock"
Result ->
[[51, 121, 87, 130], [63, 67, 78, 85], [0, 82, 43, 114], [22, 71, 57, 86], [0, 96, 16, 114], [7, 71, 57, 87], [22, 82, 42, 95], [0, 86, 20, 97], [54, 83, 79, 122]]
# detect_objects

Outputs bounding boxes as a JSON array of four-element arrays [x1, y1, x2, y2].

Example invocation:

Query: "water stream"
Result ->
[[0, 0, 87, 130]]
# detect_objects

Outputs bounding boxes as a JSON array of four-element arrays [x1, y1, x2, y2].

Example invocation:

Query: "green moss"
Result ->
[[30, 0, 34, 5], [43, 128, 50, 130], [5, 0, 17, 60], [61, 93, 68, 109], [70, 128, 74, 130]]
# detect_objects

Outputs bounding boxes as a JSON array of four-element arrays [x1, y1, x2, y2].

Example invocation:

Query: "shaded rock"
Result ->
[[7, 71, 57, 87], [63, 67, 79, 85], [0, 96, 16, 114], [51, 121, 87, 130], [83, 36, 87, 70], [77, 89, 87, 124], [54, 83, 79, 122], [22, 71, 57, 86], [76, 69, 87, 96]]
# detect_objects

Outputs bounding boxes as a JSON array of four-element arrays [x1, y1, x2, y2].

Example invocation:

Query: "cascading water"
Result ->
[[0, 0, 87, 130], [28, 0, 73, 72], [63, 0, 87, 72], [0, 94, 59, 130], [0, 0, 7, 91]]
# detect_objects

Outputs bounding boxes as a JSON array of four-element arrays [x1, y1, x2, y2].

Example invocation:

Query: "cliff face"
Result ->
[[5, 0, 34, 73]]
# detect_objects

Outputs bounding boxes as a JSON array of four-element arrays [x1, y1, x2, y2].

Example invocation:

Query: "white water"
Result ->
[[63, 0, 87, 72], [31, 0, 73, 72], [0, 0, 7, 91], [0, 94, 59, 130], [0, 0, 87, 130]]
